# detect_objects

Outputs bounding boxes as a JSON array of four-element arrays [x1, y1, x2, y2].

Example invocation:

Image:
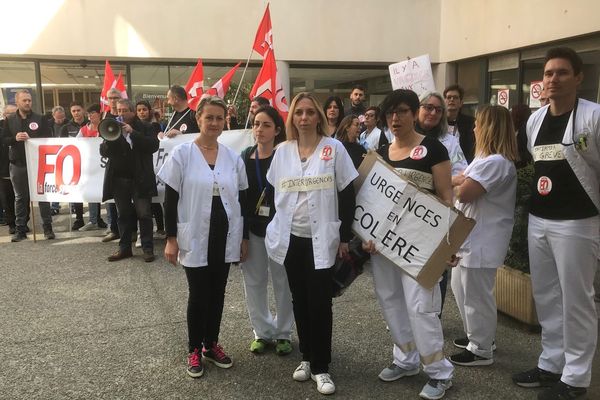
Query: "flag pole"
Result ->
[[232, 49, 254, 106]]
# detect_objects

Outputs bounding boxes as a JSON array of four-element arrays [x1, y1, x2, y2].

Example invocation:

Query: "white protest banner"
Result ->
[[24, 129, 254, 203], [497, 89, 510, 109], [529, 80, 543, 108], [388, 54, 435, 96], [353, 152, 474, 289]]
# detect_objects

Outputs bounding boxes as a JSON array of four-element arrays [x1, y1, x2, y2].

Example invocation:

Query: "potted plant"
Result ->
[[495, 164, 539, 326]]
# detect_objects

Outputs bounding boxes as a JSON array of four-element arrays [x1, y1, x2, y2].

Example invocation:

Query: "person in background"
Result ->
[[49, 105, 68, 215], [323, 96, 345, 136], [0, 104, 17, 234], [160, 85, 199, 138], [444, 85, 476, 163], [240, 105, 294, 356], [158, 96, 248, 378], [60, 101, 88, 138], [364, 89, 454, 400], [246, 96, 270, 128], [265, 92, 357, 395], [450, 105, 518, 367], [344, 84, 367, 119], [511, 104, 533, 168], [136, 100, 165, 240], [336, 115, 366, 169], [359, 106, 391, 151], [225, 104, 240, 130]]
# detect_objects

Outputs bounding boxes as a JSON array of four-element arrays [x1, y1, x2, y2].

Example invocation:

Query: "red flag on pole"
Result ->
[[252, 4, 273, 58], [100, 60, 116, 112], [184, 59, 204, 111], [249, 51, 288, 121], [115, 73, 128, 99], [206, 62, 241, 98]]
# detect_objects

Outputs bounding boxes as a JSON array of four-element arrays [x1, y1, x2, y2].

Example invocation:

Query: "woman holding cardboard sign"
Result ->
[[364, 89, 454, 400], [265, 92, 357, 395], [450, 105, 517, 366]]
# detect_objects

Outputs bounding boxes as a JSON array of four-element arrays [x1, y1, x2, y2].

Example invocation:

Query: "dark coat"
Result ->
[[455, 112, 475, 163], [1, 111, 51, 166], [100, 118, 159, 201]]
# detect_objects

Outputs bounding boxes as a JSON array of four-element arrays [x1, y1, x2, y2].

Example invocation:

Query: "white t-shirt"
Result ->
[[455, 154, 516, 268]]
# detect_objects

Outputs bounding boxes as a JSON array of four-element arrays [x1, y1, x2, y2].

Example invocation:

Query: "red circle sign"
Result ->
[[531, 83, 542, 99], [499, 91, 508, 105]]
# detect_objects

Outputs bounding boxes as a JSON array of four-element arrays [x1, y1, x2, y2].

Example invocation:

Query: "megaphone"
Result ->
[[98, 118, 122, 141]]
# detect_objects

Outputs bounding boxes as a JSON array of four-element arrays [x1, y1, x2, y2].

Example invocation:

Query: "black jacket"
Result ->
[[1, 111, 51, 165], [100, 118, 159, 201], [453, 112, 475, 163], [60, 118, 88, 137], [0, 121, 8, 178]]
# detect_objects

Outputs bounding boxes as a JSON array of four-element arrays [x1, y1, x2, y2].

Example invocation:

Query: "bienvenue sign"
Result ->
[[353, 152, 475, 288]]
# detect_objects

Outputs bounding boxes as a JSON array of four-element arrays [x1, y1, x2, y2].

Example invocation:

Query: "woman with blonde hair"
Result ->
[[450, 105, 518, 367], [265, 92, 357, 395]]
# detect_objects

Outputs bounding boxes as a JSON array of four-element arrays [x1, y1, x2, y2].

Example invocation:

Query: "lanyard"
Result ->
[[165, 108, 191, 132], [254, 148, 273, 213], [561, 98, 584, 150]]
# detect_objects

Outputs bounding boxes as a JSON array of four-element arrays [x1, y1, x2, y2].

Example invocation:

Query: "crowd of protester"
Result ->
[[0, 46, 599, 400]]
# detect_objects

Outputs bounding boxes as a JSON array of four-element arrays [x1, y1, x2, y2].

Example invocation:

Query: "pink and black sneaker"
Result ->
[[187, 348, 204, 378], [202, 342, 233, 369]]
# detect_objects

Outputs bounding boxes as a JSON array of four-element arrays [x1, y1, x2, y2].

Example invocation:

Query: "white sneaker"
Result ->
[[135, 237, 142, 248], [79, 222, 99, 231], [378, 363, 419, 382], [311, 373, 335, 395], [419, 379, 452, 400], [292, 361, 311, 381]]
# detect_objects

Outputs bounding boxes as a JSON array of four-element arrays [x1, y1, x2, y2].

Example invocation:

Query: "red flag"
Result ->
[[206, 62, 241, 98], [184, 59, 204, 111], [252, 4, 273, 57], [100, 60, 116, 112], [115, 73, 128, 99], [249, 51, 288, 121]]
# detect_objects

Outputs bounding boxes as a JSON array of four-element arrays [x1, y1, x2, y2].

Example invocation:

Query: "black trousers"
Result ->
[[184, 199, 229, 352], [0, 177, 15, 227], [112, 177, 153, 252], [151, 202, 164, 231], [284, 235, 333, 374]]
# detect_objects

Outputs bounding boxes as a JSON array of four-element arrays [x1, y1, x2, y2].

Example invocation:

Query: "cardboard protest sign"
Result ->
[[388, 54, 435, 96], [353, 152, 475, 289]]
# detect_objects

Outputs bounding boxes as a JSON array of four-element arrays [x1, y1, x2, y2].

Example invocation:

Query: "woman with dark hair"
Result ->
[[266, 92, 357, 395], [240, 106, 294, 356], [336, 115, 366, 169], [323, 96, 345, 136], [363, 89, 454, 400], [511, 104, 532, 168], [136, 100, 166, 239], [158, 95, 248, 378]]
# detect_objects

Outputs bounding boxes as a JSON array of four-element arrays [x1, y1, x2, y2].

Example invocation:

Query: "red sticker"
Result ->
[[410, 145, 427, 160], [29, 122, 39, 130], [537, 176, 552, 196], [320, 145, 333, 161], [180, 123, 187, 132]]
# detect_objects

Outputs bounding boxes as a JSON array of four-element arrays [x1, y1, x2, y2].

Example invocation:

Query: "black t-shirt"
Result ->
[[377, 135, 449, 193], [530, 111, 598, 219], [243, 149, 275, 238], [165, 108, 199, 134]]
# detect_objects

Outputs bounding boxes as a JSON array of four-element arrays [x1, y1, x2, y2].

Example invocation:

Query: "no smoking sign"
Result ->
[[498, 89, 510, 109]]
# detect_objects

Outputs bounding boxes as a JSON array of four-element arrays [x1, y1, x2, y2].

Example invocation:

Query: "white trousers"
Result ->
[[528, 214, 599, 387], [241, 232, 294, 341], [451, 266, 498, 359], [372, 253, 454, 380]]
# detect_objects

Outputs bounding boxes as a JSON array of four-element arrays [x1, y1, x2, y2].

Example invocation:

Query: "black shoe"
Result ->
[[142, 251, 155, 263], [9, 225, 16, 235], [513, 367, 561, 388], [97, 219, 108, 229], [453, 337, 496, 351], [107, 248, 133, 262], [71, 219, 85, 231], [44, 229, 56, 240], [449, 349, 493, 366], [24, 226, 30, 233], [11, 232, 27, 242], [538, 381, 587, 400]]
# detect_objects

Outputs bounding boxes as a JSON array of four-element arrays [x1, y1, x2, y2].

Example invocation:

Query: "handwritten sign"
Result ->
[[388, 54, 435, 96], [353, 152, 475, 288]]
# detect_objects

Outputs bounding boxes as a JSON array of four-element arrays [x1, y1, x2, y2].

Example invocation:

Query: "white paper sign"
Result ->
[[388, 54, 436, 96], [353, 159, 458, 279], [529, 81, 543, 108], [497, 89, 510, 109], [24, 129, 254, 203]]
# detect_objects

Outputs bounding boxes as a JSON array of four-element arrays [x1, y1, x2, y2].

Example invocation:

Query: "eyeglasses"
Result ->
[[445, 95, 460, 101], [385, 107, 412, 117], [421, 104, 443, 114], [364, 113, 376, 118]]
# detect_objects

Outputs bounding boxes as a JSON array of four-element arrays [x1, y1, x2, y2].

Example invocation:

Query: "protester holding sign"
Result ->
[[364, 89, 454, 400], [240, 105, 294, 356], [450, 105, 518, 367], [265, 92, 357, 395], [158, 96, 248, 378]]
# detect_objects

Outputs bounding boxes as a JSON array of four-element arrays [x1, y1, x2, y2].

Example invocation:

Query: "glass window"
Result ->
[[0, 61, 39, 112], [489, 69, 518, 109], [457, 59, 484, 116]]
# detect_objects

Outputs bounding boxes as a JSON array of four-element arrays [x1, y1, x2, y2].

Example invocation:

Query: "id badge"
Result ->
[[258, 206, 270, 217]]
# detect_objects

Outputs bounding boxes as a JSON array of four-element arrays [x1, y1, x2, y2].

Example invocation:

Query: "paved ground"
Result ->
[[1, 207, 599, 400]]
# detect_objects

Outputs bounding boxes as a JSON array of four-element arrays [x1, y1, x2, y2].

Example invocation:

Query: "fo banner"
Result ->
[[353, 152, 475, 289], [25, 129, 254, 203]]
